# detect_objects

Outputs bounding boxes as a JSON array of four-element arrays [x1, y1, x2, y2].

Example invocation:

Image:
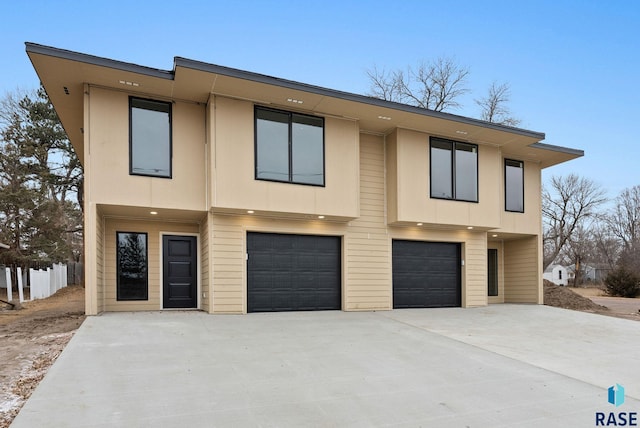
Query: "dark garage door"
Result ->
[[393, 240, 461, 308], [247, 233, 341, 312]]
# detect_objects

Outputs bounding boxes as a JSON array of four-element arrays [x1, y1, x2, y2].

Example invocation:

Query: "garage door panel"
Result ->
[[393, 240, 461, 308], [247, 233, 341, 312]]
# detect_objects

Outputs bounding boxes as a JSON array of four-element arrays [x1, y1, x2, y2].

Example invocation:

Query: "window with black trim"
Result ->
[[117, 232, 148, 301], [430, 137, 478, 202], [130, 97, 172, 178], [255, 106, 325, 186], [488, 248, 498, 296], [505, 159, 524, 212]]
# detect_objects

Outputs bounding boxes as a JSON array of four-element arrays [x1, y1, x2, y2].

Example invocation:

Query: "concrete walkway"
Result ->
[[12, 305, 640, 427]]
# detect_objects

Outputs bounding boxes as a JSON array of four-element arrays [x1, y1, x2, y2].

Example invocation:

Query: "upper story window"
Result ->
[[130, 97, 172, 178], [430, 137, 478, 202], [505, 159, 524, 212], [255, 106, 325, 186]]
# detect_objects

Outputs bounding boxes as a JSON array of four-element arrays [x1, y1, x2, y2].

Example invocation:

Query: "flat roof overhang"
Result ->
[[26, 42, 583, 167]]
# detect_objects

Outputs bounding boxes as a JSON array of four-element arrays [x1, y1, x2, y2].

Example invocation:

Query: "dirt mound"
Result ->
[[0, 284, 85, 428], [543, 280, 607, 312]]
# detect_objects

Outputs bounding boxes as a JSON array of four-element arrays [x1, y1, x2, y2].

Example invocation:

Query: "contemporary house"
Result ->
[[26, 43, 583, 315]]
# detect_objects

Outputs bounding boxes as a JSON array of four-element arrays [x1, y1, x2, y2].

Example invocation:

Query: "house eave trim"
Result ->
[[25, 42, 174, 80], [529, 142, 584, 156]]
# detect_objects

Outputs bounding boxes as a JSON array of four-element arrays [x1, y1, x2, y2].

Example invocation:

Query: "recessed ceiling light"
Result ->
[[247, 210, 254, 214], [119, 80, 140, 87], [318, 215, 325, 219], [492, 234, 498, 237], [467, 226, 473, 230], [417, 223, 423, 226], [150, 211, 158, 215]]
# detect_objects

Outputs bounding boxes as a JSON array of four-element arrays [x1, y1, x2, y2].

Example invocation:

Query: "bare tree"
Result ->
[[542, 174, 607, 269], [366, 57, 470, 112], [475, 81, 521, 126], [591, 223, 621, 270], [607, 185, 640, 249], [366, 66, 402, 103], [607, 185, 640, 273], [560, 225, 596, 286]]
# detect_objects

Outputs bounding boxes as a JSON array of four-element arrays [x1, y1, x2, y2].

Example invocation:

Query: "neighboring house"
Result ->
[[26, 43, 583, 315], [543, 264, 568, 286], [567, 264, 611, 283]]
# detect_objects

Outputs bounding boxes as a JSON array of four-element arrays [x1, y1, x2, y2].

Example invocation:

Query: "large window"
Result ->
[[255, 106, 324, 186], [505, 159, 524, 212], [117, 232, 148, 301], [130, 97, 172, 178], [430, 137, 478, 202]]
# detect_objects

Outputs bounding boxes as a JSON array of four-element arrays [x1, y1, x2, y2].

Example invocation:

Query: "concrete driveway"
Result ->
[[12, 305, 640, 427]]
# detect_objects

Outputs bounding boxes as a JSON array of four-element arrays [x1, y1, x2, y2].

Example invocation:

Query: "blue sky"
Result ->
[[2, 0, 638, 199]]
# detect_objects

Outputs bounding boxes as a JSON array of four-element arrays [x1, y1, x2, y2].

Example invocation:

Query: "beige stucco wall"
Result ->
[[386, 128, 543, 236], [209, 96, 360, 219], [387, 128, 501, 228], [102, 219, 200, 312], [208, 134, 391, 314], [497, 160, 542, 235], [207, 133, 504, 313], [81, 86, 545, 315], [87, 86, 207, 211]]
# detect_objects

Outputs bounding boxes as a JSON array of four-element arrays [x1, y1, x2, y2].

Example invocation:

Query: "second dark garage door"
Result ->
[[392, 240, 461, 308], [247, 233, 341, 312]]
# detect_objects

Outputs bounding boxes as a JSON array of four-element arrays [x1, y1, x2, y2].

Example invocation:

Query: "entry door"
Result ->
[[163, 235, 197, 309]]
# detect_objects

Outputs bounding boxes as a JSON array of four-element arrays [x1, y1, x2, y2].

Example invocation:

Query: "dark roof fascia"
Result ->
[[175, 57, 546, 140], [529, 142, 584, 157], [25, 43, 546, 140], [25, 42, 173, 80]]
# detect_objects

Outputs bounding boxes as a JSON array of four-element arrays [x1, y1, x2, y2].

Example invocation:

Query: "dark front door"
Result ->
[[247, 232, 341, 313], [163, 235, 197, 309], [392, 240, 461, 308]]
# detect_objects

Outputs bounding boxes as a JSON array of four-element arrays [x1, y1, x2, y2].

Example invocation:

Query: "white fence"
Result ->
[[2, 263, 68, 303]]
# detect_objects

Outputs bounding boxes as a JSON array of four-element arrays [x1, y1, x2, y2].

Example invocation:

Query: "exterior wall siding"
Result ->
[[102, 219, 200, 312], [344, 134, 392, 310], [503, 236, 540, 303], [209, 96, 360, 219], [497, 160, 542, 235], [95, 208, 105, 313], [87, 86, 207, 211], [82, 87, 546, 315], [389, 228, 487, 308], [199, 216, 210, 313], [211, 215, 245, 314], [211, 214, 350, 314], [487, 241, 505, 304]]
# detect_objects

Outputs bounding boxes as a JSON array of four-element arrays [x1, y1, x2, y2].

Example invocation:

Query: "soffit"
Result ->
[[26, 43, 583, 169], [97, 204, 206, 223]]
